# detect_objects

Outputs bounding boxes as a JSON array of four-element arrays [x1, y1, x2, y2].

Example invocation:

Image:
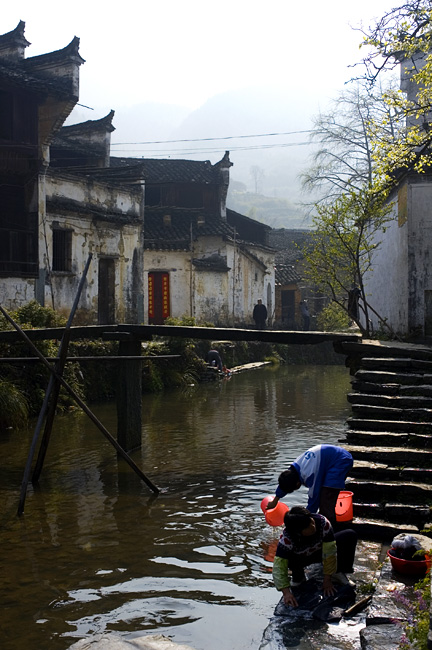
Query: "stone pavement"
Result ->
[[258, 536, 432, 650]]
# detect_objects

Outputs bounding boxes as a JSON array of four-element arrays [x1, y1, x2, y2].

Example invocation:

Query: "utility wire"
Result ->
[[114, 142, 310, 156], [111, 129, 313, 146]]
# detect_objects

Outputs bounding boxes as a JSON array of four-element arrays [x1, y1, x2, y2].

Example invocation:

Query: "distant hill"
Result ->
[[72, 85, 317, 203], [227, 185, 311, 229]]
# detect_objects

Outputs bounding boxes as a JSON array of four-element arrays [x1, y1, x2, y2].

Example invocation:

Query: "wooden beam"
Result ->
[[0, 356, 180, 362], [0, 323, 361, 345]]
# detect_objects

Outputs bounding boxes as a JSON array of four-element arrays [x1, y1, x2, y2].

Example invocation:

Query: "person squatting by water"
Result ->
[[273, 506, 357, 607], [266, 444, 353, 526], [206, 349, 223, 371]]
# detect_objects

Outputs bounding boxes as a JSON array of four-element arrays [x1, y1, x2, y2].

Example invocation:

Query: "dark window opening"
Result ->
[[0, 90, 13, 140], [0, 181, 38, 277], [178, 185, 203, 208], [52, 229, 72, 272], [0, 90, 37, 144], [145, 185, 161, 206]]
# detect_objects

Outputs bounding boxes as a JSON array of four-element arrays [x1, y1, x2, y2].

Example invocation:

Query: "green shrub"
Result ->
[[12, 300, 67, 329], [0, 380, 28, 429], [316, 302, 350, 331]]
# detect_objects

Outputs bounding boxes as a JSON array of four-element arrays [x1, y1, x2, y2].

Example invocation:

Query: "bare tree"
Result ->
[[300, 81, 403, 205], [250, 165, 265, 194]]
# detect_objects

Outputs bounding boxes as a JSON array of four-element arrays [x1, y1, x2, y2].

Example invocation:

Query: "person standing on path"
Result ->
[[299, 300, 310, 331], [253, 299, 268, 329]]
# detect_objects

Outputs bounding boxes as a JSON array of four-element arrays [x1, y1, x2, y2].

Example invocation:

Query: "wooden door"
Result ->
[[98, 258, 116, 324], [148, 272, 170, 324]]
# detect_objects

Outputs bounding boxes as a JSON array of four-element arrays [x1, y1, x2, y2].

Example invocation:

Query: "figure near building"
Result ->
[[253, 300, 268, 329]]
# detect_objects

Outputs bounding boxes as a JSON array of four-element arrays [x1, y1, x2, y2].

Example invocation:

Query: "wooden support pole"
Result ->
[[32, 253, 93, 485], [0, 305, 159, 513], [15, 253, 92, 514], [117, 337, 142, 452]]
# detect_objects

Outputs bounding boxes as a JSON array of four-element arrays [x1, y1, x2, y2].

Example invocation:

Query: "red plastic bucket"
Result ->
[[387, 550, 431, 576], [260, 495, 289, 527], [335, 490, 354, 522]]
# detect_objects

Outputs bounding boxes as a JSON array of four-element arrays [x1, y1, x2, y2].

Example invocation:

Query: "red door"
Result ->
[[148, 272, 170, 324]]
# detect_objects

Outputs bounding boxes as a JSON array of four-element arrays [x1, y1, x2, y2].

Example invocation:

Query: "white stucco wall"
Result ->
[[366, 179, 432, 337], [364, 196, 408, 335], [142, 235, 275, 327], [144, 250, 191, 322], [0, 278, 37, 310], [407, 181, 432, 334]]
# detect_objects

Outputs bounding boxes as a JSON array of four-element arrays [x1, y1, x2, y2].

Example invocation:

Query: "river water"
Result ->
[[0, 364, 352, 650]]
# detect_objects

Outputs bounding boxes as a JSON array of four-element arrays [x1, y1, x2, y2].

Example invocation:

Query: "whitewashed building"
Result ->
[[0, 22, 275, 327], [364, 51, 432, 337]]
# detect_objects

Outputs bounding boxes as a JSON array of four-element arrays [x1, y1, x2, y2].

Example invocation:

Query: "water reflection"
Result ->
[[0, 364, 350, 650]]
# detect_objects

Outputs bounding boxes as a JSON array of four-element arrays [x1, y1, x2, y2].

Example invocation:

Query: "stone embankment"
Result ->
[[335, 338, 432, 649], [335, 339, 432, 539]]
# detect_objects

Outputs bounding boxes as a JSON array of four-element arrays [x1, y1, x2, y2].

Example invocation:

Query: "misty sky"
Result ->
[[5, 1, 396, 110], [3, 1, 399, 200]]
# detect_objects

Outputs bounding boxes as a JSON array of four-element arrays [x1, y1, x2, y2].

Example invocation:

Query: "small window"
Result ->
[[145, 185, 161, 206], [52, 229, 72, 272], [0, 90, 13, 140]]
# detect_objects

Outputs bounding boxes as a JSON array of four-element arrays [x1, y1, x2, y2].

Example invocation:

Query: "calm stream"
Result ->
[[0, 364, 351, 650]]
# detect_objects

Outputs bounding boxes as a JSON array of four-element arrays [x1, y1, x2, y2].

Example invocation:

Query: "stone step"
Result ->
[[337, 339, 432, 362], [350, 517, 421, 541], [355, 369, 432, 385], [344, 429, 432, 448], [347, 392, 432, 409], [352, 502, 431, 527], [361, 357, 432, 371], [350, 403, 432, 422], [346, 417, 432, 434], [345, 478, 432, 504], [351, 380, 432, 397], [349, 459, 432, 484], [344, 444, 432, 465]]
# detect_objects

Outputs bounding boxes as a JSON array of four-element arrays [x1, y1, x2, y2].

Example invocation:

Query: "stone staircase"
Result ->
[[334, 339, 432, 541]]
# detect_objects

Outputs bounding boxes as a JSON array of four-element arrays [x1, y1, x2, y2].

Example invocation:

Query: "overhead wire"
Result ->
[[112, 141, 311, 157], [111, 129, 313, 146]]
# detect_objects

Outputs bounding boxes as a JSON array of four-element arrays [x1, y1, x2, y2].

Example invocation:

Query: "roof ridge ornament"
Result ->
[[0, 20, 31, 60]]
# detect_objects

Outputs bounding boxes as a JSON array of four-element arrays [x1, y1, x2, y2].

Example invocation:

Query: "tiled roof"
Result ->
[[60, 110, 115, 135], [24, 36, 85, 68], [192, 253, 230, 272], [0, 61, 73, 98], [144, 206, 235, 250], [111, 156, 220, 184], [227, 208, 273, 249], [0, 21, 30, 50], [275, 263, 301, 286], [46, 196, 141, 223], [0, 27, 82, 99], [269, 228, 313, 264]]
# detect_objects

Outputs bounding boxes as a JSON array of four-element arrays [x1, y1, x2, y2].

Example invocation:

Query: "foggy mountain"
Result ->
[[70, 86, 319, 228]]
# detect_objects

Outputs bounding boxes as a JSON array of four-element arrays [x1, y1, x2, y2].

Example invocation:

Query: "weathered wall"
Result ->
[[142, 234, 274, 327], [42, 174, 143, 323], [407, 179, 432, 334], [226, 245, 275, 326], [364, 190, 408, 335]]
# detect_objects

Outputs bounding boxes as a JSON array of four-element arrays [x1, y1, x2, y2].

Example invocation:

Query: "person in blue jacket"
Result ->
[[266, 444, 353, 525]]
